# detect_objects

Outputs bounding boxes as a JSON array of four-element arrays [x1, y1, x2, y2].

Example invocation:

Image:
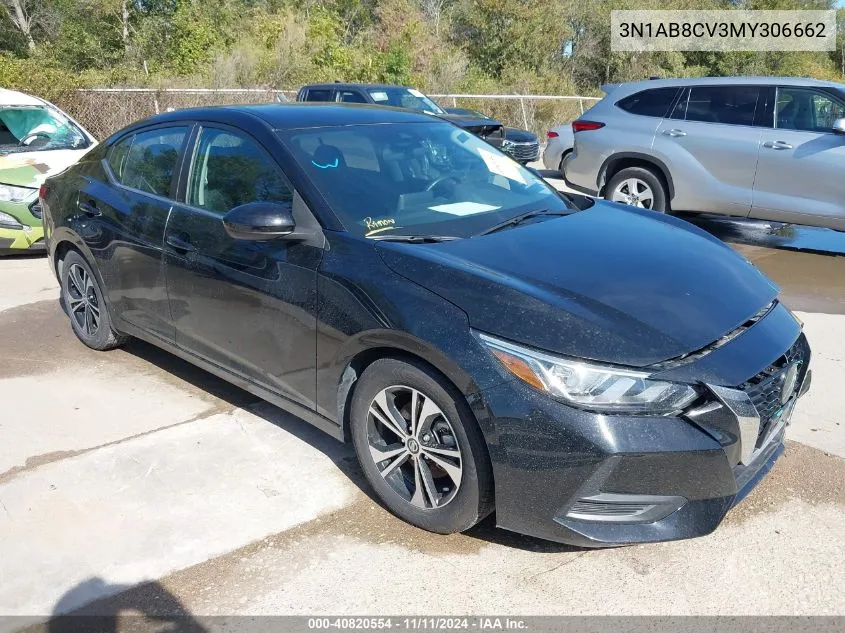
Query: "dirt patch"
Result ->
[[724, 440, 845, 525]]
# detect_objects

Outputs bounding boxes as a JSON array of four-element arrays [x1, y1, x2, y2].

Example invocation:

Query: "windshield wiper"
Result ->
[[477, 209, 571, 236], [368, 234, 460, 243]]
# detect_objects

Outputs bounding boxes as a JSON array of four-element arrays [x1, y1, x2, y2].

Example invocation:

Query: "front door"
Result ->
[[164, 125, 323, 410], [653, 84, 764, 216], [751, 86, 845, 231]]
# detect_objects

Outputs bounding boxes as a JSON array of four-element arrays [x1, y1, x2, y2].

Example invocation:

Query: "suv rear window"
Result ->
[[616, 88, 679, 118]]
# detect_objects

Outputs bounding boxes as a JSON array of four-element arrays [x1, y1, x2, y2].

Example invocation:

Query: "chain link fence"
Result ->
[[55, 89, 600, 141]]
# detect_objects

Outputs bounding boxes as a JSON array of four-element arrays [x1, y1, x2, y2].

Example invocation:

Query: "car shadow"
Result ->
[[32, 577, 207, 633], [120, 337, 581, 555], [678, 213, 845, 256]]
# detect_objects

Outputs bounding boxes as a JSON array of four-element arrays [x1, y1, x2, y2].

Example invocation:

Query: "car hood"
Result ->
[[438, 112, 503, 128], [503, 127, 537, 142], [376, 203, 778, 367], [0, 148, 92, 188]]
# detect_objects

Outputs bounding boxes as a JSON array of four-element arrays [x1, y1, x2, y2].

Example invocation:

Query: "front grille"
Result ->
[[739, 333, 810, 447], [503, 141, 540, 162]]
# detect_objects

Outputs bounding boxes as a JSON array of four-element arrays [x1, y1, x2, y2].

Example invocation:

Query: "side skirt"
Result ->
[[118, 322, 346, 443]]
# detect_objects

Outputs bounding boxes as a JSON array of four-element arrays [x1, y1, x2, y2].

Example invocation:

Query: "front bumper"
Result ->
[[0, 199, 45, 253], [473, 328, 811, 547]]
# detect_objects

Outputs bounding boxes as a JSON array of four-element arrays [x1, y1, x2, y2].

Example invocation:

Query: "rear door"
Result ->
[[653, 85, 764, 215], [163, 124, 322, 410], [80, 124, 190, 341], [750, 86, 845, 230]]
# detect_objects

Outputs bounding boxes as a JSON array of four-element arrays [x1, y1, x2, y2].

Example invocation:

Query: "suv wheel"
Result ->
[[61, 250, 128, 351], [350, 358, 494, 534], [607, 166, 668, 212]]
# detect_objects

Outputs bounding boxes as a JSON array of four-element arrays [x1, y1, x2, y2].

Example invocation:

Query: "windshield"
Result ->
[[0, 105, 88, 154], [367, 88, 446, 115], [281, 121, 572, 239]]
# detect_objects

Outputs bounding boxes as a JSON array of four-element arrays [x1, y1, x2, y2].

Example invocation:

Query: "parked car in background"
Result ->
[[42, 103, 811, 547], [541, 124, 574, 174], [0, 89, 96, 253], [297, 83, 505, 149], [443, 108, 540, 164], [565, 77, 845, 230]]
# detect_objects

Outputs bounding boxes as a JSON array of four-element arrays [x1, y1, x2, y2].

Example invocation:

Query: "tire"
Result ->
[[350, 357, 494, 534], [60, 250, 128, 351], [606, 166, 668, 213], [558, 149, 572, 177]]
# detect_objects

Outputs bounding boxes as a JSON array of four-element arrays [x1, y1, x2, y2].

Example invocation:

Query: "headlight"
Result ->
[[478, 333, 699, 415], [0, 183, 38, 203], [0, 211, 24, 229]]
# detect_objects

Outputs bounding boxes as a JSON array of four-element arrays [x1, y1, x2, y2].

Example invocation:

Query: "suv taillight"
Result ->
[[39, 184, 48, 199], [572, 120, 605, 133], [547, 131, 559, 138]]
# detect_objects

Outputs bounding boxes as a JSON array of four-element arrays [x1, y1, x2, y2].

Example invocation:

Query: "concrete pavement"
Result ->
[[1, 211, 844, 623]]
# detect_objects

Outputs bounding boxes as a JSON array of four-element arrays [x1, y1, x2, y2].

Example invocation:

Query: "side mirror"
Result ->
[[222, 201, 295, 241], [832, 118, 845, 136]]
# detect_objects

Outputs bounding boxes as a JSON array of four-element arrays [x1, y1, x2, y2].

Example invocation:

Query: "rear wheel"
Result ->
[[60, 250, 128, 351], [558, 149, 572, 177], [350, 358, 494, 534], [607, 166, 668, 212]]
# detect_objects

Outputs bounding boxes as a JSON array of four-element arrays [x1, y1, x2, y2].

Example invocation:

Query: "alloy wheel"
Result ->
[[366, 385, 463, 509], [611, 178, 655, 209], [66, 263, 101, 338]]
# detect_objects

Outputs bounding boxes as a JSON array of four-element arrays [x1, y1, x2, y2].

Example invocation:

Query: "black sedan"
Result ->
[[41, 103, 811, 546]]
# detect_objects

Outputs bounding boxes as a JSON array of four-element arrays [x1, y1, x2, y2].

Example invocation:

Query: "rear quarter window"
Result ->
[[616, 88, 680, 118]]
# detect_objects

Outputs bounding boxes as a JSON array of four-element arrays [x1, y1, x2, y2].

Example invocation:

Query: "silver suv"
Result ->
[[564, 77, 845, 231]]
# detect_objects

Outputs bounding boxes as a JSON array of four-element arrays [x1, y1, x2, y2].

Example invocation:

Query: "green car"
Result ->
[[0, 162, 47, 251], [0, 88, 96, 254]]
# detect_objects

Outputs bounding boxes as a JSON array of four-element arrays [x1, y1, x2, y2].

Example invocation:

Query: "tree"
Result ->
[[1, 0, 50, 49]]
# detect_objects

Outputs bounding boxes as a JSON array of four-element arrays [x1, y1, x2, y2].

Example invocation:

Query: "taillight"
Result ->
[[39, 184, 48, 200], [572, 120, 605, 133], [546, 131, 559, 139]]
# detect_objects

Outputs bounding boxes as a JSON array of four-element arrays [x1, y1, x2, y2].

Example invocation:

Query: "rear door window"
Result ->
[[304, 89, 334, 102], [616, 88, 679, 118], [117, 126, 188, 197], [337, 90, 368, 104], [671, 86, 761, 126]]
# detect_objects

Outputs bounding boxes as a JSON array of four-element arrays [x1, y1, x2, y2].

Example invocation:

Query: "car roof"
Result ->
[[114, 103, 440, 138], [0, 88, 46, 107], [300, 83, 409, 91], [617, 76, 845, 92]]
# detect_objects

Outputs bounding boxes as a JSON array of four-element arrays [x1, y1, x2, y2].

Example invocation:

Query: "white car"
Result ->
[[541, 124, 574, 174], [1, 88, 96, 252]]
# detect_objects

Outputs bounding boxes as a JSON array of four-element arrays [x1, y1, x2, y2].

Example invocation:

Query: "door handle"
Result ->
[[662, 129, 687, 137], [763, 140, 793, 150], [78, 200, 101, 217], [166, 234, 196, 253]]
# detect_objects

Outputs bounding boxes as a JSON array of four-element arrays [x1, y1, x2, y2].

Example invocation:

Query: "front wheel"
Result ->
[[350, 358, 494, 534], [606, 166, 668, 212], [60, 250, 128, 351]]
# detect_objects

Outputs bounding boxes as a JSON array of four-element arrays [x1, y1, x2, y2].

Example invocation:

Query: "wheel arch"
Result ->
[[50, 230, 120, 324], [333, 331, 485, 443], [599, 153, 674, 201]]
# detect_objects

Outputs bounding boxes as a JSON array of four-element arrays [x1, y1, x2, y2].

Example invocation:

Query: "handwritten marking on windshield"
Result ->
[[364, 217, 400, 236]]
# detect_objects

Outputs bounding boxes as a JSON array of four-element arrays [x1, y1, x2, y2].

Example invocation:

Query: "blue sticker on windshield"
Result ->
[[312, 158, 339, 169]]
